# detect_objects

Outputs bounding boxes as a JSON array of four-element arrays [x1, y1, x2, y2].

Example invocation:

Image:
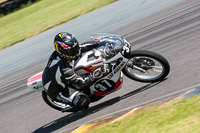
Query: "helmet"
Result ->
[[54, 32, 80, 60]]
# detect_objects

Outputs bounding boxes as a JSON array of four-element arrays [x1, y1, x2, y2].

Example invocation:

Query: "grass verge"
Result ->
[[89, 95, 200, 133], [0, 0, 115, 49], [0, 0, 6, 3]]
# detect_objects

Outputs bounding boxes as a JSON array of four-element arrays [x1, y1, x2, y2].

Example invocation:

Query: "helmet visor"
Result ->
[[63, 43, 80, 57]]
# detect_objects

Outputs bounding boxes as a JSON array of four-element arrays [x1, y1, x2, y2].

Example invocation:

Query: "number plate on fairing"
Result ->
[[91, 73, 123, 97], [94, 79, 116, 92]]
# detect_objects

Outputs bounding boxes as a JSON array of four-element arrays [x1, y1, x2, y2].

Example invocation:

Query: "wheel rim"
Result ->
[[125, 56, 165, 81]]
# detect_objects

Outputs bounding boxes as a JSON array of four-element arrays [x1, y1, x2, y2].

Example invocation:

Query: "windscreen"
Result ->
[[91, 33, 124, 59]]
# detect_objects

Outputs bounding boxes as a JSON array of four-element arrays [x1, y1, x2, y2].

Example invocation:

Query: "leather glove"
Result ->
[[92, 40, 100, 48]]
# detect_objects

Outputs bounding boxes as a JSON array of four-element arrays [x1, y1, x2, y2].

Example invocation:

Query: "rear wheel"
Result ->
[[122, 50, 170, 82]]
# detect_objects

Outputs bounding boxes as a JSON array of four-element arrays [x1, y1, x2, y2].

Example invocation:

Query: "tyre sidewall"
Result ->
[[122, 50, 170, 82]]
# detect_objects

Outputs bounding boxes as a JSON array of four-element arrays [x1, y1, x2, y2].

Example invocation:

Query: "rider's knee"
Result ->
[[72, 92, 90, 110]]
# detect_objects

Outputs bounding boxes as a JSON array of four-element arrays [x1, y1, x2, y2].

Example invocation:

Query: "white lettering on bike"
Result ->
[[108, 61, 126, 79]]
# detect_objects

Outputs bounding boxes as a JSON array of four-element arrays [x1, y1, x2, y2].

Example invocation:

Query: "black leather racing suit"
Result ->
[[42, 42, 99, 108]]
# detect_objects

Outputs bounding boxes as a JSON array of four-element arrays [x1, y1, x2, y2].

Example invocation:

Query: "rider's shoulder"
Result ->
[[48, 51, 60, 61]]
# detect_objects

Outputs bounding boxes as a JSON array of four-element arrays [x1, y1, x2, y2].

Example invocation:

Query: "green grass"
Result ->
[[0, 0, 115, 49], [89, 95, 200, 133], [0, 0, 6, 3]]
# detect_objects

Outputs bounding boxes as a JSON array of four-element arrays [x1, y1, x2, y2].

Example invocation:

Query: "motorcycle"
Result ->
[[27, 33, 170, 112]]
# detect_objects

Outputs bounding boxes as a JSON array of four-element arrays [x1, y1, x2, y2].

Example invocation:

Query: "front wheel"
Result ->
[[122, 50, 170, 82]]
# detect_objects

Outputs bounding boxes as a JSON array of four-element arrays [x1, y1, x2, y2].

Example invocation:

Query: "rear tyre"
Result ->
[[122, 50, 170, 82]]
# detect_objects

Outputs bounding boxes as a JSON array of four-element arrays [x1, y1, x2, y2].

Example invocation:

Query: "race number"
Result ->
[[121, 42, 131, 57], [95, 79, 115, 92]]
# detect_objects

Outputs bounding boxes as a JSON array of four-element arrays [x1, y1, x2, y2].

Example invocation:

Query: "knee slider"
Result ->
[[72, 92, 90, 110]]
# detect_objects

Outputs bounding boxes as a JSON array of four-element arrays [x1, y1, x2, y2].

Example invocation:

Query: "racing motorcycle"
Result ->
[[27, 33, 170, 112]]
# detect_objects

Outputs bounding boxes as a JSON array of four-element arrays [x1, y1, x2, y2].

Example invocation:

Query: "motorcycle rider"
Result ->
[[42, 32, 105, 112]]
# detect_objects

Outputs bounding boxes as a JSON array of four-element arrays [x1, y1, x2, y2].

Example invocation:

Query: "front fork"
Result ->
[[126, 62, 146, 73]]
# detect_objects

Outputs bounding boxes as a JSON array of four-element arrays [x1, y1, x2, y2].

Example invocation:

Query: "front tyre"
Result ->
[[122, 50, 170, 82]]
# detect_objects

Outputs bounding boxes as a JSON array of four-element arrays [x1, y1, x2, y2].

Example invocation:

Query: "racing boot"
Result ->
[[56, 91, 90, 112]]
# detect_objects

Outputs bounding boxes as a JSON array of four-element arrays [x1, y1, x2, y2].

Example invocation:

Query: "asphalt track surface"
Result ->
[[0, 0, 182, 78], [1, 0, 200, 132]]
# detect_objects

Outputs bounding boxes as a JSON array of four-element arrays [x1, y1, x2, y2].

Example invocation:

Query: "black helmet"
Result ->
[[54, 32, 80, 60]]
